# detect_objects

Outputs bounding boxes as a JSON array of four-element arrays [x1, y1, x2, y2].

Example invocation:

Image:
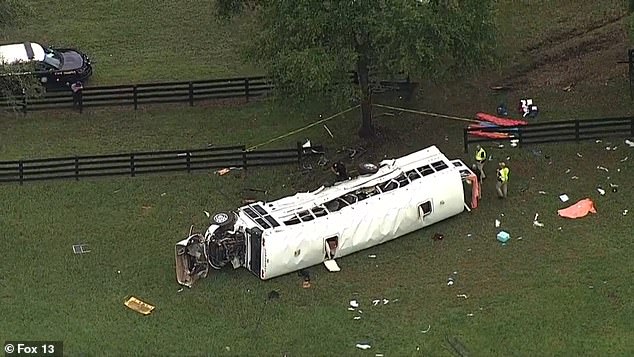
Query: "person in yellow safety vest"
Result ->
[[496, 162, 510, 198], [474, 145, 487, 180]]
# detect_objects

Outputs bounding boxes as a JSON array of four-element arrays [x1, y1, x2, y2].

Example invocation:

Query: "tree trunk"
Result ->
[[356, 56, 375, 138]]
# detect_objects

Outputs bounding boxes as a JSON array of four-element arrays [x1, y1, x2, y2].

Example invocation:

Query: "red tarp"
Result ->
[[467, 126, 511, 139], [558, 198, 597, 219], [475, 112, 528, 127]]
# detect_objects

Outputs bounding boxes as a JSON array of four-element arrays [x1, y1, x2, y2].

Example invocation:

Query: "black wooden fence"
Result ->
[[2, 76, 273, 112], [463, 117, 634, 152], [0, 143, 323, 184]]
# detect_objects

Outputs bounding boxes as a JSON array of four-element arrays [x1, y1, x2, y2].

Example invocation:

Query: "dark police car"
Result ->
[[0, 42, 92, 88]]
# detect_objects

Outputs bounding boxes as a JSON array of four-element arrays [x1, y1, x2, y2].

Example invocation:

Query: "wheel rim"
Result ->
[[214, 213, 229, 224]]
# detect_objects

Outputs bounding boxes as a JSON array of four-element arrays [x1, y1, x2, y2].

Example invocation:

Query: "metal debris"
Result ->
[[350, 300, 359, 308], [323, 124, 334, 138], [565, 168, 571, 174], [368, 254, 377, 258], [203, 211, 210, 218], [72, 244, 90, 254], [353, 316, 361, 320], [457, 294, 468, 299], [421, 325, 431, 333], [495, 219, 501, 228], [597, 166, 609, 172], [625, 139, 634, 147], [623, 210, 629, 216], [559, 194, 569, 202], [576, 153, 583, 158], [621, 157, 629, 162], [597, 188, 606, 196], [539, 190, 547, 195]]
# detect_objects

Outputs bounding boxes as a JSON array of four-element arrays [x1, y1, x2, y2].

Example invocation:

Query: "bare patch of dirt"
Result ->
[[496, 15, 631, 91]]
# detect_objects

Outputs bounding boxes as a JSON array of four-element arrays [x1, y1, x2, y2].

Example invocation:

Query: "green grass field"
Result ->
[[1, 1, 633, 356]]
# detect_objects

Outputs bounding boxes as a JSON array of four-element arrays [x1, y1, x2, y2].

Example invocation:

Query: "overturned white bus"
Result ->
[[175, 145, 478, 287]]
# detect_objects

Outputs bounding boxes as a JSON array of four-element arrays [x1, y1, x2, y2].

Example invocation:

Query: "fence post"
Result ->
[[186, 152, 191, 173], [631, 117, 634, 136], [574, 120, 580, 141], [18, 160, 24, 185], [630, 49, 634, 100], [245, 78, 250, 103], [463, 128, 469, 153], [133, 85, 138, 110], [189, 82, 194, 107], [75, 156, 80, 181], [518, 127, 523, 148], [130, 154, 135, 177], [242, 145, 248, 169]]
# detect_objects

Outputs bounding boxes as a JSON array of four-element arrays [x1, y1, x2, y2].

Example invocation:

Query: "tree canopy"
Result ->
[[217, 0, 498, 137], [0, 0, 42, 111]]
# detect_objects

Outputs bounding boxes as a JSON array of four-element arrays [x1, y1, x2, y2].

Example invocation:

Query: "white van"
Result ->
[[175, 145, 477, 287]]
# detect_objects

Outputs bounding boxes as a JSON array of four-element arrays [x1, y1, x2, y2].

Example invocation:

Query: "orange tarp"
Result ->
[[558, 198, 597, 219]]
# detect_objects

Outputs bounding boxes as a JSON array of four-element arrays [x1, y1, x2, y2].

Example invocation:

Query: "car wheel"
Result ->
[[358, 163, 379, 175], [212, 212, 236, 227]]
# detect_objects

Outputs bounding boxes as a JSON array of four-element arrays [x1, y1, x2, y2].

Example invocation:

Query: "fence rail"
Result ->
[[463, 117, 634, 152], [0, 143, 324, 184], [1, 72, 416, 113], [1, 76, 273, 112]]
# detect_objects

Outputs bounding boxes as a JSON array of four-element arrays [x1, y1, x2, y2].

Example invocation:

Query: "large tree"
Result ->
[[0, 0, 42, 111], [217, 0, 497, 138]]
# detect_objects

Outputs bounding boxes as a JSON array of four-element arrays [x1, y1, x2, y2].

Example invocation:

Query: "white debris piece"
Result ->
[[576, 153, 583, 158], [559, 194, 569, 202], [348, 307, 355, 311], [595, 139, 602, 143], [597, 188, 606, 196], [565, 168, 571, 174], [372, 299, 380, 306], [457, 294, 468, 299], [356, 343, 371, 350], [533, 220, 544, 227], [571, 176, 579, 180], [539, 191, 547, 195], [203, 211, 210, 218], [421, 325, 431, 333], [597, 166, 609, 172], [353, 316, 361, 320], [383, 299, 389, 305], [620, 156, 629, 162], [625, 139, 634, 147], [350, 300, 359, 308], [368, 254, 377, 258], [467, 313, 475, 317], [495, 219, 501, 228], [623, 210, 628, 216]]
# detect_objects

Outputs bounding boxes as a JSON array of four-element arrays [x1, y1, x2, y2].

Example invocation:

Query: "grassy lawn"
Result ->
[[1, 0, 633, 356]]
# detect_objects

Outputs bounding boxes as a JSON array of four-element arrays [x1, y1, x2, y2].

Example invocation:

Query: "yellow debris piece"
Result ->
[[124, 296, 155, 315]]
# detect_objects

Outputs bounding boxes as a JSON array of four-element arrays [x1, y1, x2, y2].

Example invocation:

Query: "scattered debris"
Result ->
[[597, 188, 606, 196], [595, 139, 602, 143], [160, 192, 166, 197], [625, 139, 634, 147], [447, 277, 455, 286], [495, 219, 501, 228], [517, 236, 523, 240], [467, 313, 475, 317], [623, 210, 628, 216], [216, 168, 231, 176], [597, 166, 609, 172], [559, 194, 569, 202], [533, 213, 544, 227], [355, 343, 371, 350], [298, 270, 311, 288], [117, 270, 121, 274], [353, 316, 361, 320], [323, 124, 334, 138], [203, 211, 210, 218], [497, 231, 510, 243], [350, 300, 359, 308], [177, 288, 184, 293], [538, 191, 547, 195], [324, 259, 341, 272], [562, 83, 574, 92], [576, 153, 583, 158], [72, 244, 91, 254], [610, 183, 619, 193], [457, 294, 468, 299], [571, 176, 579, 180], [368, 254, 377, 258], [621, 156, 629, 162], [124, 296, 155, 315], [421, 325, 431, 333], [432, 232, 444, 241], [565, 168, 571, 174]]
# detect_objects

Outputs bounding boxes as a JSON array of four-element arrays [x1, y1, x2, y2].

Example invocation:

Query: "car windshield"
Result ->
[[43, 48, 63, 69]]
